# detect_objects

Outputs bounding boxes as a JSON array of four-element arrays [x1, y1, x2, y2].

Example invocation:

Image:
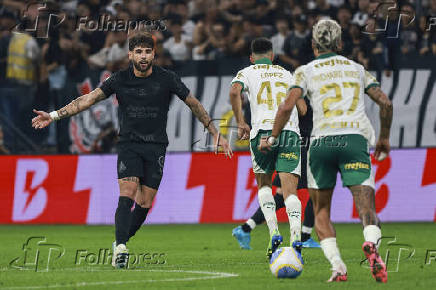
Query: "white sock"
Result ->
[[363, 225, 382, 249], [246, 218, 256, 230], [284, 194, 301, 243], [302, 225, 313, 235], [320, 237, 346, 271], [258, 186, 277, 236]]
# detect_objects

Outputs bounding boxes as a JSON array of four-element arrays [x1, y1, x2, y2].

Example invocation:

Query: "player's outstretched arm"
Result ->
[[32, 88, 107, 129], [184, 94, 233, 158], [259, 87, 303, 152], [229, 82, 250, 140], [366, 86, 393, 160]]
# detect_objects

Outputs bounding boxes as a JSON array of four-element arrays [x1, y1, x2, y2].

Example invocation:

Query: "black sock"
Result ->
[[301, 232, 311, 242], [302, 198, 315, 242], [115, 196, 134, 245], [303, 198, 314, 228], [241, 223, 251, 232], [274, 194, 285, 209], [128, 204, 150, 240]]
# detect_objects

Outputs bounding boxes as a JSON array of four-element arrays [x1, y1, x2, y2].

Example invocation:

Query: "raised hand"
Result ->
[[31, 109, 53, 129]]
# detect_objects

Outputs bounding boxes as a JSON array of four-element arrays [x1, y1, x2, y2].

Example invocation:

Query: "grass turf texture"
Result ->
[[0, 223, 435, 289]]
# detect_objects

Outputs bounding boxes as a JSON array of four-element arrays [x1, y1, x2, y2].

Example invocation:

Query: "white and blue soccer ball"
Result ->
[[269, 247, 304, 278]]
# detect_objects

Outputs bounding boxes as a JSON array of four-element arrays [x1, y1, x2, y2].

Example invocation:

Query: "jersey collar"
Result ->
[[254, 58, 273, 65], [316, 52, 336, 60]]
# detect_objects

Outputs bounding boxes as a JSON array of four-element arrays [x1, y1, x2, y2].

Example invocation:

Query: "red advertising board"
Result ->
[[0, 149, 435, 224]]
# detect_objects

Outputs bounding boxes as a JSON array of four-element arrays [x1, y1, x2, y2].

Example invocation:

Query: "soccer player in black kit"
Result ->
[[32, 33, 233, 268]]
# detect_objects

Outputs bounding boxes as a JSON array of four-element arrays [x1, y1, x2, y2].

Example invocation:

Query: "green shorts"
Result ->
[[250, 130, 301, 175], [307, 134, 374, 189]]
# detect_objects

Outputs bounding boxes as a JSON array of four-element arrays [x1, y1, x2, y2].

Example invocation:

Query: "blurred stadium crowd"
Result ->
[[0, 0, 435, 154]]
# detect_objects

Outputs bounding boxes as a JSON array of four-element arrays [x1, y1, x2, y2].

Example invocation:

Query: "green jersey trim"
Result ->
[[364, 83, 380, 93], [254, 58, 273, 65], [231, 80, 245, 92], [315, 52, 337, 59]]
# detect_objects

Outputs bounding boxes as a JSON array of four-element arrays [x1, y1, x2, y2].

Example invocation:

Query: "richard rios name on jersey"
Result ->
[[231, 60, 300, 140], [291, 53, 378, 145]]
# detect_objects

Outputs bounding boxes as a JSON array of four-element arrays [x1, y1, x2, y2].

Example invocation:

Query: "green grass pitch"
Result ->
[[0, 223, 435, 289]]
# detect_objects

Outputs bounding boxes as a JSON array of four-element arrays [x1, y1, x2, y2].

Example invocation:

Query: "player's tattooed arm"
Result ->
[[366, 86, 393, 139], [56, 88, 107, 119], [184, 94, 218, 136]]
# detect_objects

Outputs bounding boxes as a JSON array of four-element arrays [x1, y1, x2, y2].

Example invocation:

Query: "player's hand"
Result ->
[[237, 122, 250, 140], [214, 134, 233, 158], [374, 138, 390, 161], [31, 109, 53, 129], [258, 136, 273, 153]]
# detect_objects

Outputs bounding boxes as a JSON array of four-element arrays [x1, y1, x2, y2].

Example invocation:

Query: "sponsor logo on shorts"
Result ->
[[280, 152, 299, 160], [344, 162, 370, 170]]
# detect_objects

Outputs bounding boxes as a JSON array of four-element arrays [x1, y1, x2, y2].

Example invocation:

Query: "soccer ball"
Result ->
[[269, 247, 304, 278]]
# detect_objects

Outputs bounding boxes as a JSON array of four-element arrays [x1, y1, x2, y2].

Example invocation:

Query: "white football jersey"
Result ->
[[231, 59, 300, 140], [291, 53, 378, 145]]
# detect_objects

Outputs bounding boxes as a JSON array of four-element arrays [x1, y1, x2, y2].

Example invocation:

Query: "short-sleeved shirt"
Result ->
[[291, 53, 379, 145], [99, 65, 190, 144], [231, 58, 300, 140]]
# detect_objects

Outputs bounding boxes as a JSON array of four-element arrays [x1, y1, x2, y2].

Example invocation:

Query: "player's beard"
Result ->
[[132, 59, 152, 73]]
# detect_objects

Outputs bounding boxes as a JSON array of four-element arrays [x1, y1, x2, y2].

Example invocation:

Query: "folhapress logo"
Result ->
[[9, 237, 65, 272]]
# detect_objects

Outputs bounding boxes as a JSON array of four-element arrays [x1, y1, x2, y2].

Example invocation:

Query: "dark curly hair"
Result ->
[[128, 32, 155, 51]]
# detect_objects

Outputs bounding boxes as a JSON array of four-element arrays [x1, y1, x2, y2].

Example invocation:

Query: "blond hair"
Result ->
[[312, 19, 342, 53]]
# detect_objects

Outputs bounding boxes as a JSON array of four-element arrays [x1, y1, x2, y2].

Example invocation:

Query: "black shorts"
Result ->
[[117, 142, 167, 189], [273, 144, 308, 189]]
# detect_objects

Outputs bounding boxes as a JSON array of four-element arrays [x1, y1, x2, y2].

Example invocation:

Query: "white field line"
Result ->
[[0, 269, 238, 289]]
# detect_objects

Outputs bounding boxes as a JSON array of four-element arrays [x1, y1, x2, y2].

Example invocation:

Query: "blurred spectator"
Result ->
[[218, 0, 244, 23], [163, 17, 192, 61], [352, 0, 369, 26], [91, 122, 118, 153], [360, 18, 386, 70], [282, 14, 311, 70], [1, 21, 40, 151], [346, 0, 359, 14], [77, 1, 106, 56], [328, 0, 345, 8], [417, 16, 432, 55], [193, 21, 229, 60], [312, 0, 338, 19], [336, 5, 353, 57], [250, 0, 275, 26], [270, 17, 290, 57], [400, 4, 418, 55]]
